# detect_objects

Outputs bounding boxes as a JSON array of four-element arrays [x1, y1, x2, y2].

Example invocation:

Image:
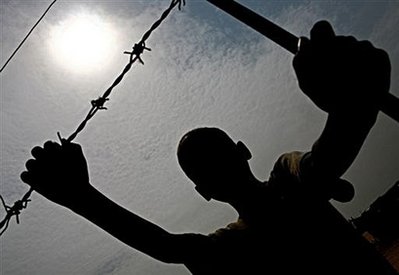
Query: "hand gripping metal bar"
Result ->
[[206, 0, 399, 123]]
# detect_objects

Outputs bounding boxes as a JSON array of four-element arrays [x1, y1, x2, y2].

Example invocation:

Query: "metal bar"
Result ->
[[206, 0, 399, 123], [207, 0, 298, 54]]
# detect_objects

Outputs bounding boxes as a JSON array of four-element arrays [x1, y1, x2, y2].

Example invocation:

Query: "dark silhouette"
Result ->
[[352, 181, 399, 244], [351, 181, 399, 272], [20, 21, 397, 274], [207, 0, 399, 123]]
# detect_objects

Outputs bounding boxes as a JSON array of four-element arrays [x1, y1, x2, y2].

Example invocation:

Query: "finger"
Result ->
[[372, 48, 391, 92], [20, 171, 33, 185], [293, 39, 312, 83], [310, 20, 335, 46], [334, 35, 357, 51], [374, 48, 391, 69], [336, 35, 357, 45], [358, 40, 373, 49], [31, 146, 44, 160], [293, 37, 310, 70], [25, 159, 37, 171], [297, 36, 310, 53], [43, 140, 61, 153]]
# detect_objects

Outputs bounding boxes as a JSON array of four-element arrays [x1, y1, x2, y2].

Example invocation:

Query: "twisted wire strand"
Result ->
[[0, 0, 185, 237]]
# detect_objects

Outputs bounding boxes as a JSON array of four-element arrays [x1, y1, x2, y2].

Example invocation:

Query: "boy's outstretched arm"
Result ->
[[20, 141, 208, 264]]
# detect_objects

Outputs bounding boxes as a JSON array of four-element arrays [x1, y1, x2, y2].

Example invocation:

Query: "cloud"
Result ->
[[1, 1, 398, 274]]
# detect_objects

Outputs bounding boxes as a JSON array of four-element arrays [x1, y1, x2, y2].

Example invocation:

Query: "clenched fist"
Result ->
[[21, 141, 92, 209], [293, 21, 391, 116]]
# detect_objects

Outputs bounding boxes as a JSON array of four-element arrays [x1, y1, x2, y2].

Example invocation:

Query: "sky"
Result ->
[[1, 0, 398, 274]]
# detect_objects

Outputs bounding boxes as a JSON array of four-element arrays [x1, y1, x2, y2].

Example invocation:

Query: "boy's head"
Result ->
[[177, 127, 252, 202]]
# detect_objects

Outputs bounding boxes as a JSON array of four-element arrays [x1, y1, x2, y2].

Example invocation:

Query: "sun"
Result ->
[[49, 12, 117, 74]]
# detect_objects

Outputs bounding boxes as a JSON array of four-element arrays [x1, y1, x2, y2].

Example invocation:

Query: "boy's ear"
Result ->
[[236, 141, 252, 160]]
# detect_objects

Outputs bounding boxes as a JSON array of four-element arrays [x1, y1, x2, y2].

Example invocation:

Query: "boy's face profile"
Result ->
[[177, 128, 252, 202]]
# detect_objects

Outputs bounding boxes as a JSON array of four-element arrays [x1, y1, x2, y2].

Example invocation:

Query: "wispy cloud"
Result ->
[[1, 1, 398, 274]]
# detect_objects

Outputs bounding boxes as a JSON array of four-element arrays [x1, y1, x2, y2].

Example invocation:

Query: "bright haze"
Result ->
[[1, 1, 398, 274]]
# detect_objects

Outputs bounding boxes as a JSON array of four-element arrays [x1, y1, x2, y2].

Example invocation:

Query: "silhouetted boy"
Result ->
[[21, 21, 397, 274]]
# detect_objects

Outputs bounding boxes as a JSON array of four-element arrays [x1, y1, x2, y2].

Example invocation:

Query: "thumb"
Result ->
[[310, 20, 335, 46]]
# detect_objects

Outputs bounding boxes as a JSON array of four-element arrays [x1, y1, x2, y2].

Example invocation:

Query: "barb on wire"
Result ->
[[0, 189, 33, 236], [91, 96, 109, 110], [179, 0, 186, 10], [65, 0, 185, 144], [0, 0, 185, 237], [124, 42, 151, 64]]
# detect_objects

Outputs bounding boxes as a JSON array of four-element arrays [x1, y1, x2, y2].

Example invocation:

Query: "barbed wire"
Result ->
[[0, 0, 186, 237], [0, 189, 33, 236]]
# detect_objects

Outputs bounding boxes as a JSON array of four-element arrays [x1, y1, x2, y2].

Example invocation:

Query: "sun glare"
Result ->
[[49, 12, 117, 73]]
